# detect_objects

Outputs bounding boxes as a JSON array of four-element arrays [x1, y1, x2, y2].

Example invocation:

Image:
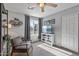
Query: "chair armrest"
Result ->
[[13, 44, 27, 47], [21, 42, 31, 45]]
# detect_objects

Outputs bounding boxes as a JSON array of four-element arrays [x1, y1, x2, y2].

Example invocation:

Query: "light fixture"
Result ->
[[39, 3, 44, 8], [27, 3, 35, 10], [39, 0, 45, 12], [27, 6, 34, 10], [39, 3, 45, 12], [38, 0, 57, 12]]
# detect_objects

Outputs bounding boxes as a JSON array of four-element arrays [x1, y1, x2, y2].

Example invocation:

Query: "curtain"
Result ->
[[25, 15, 30, 41], [38, 18, 43, 40]]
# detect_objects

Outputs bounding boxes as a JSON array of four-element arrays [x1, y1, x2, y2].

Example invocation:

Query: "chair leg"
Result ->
[[26, 49, 29, 56], [11, 49, 13, 56]]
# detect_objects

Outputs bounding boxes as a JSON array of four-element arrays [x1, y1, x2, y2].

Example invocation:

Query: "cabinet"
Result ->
[[62, 13, 79, 53], [41, 33, 55, 46]]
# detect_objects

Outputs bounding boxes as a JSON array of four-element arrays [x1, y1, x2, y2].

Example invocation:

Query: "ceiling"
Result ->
[[4, 3, 79, 18]]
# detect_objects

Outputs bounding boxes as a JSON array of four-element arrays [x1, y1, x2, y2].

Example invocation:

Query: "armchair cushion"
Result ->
[[14, 41, 32, 49], [12, 36, 22, 46], [15, 45, 27, 49]]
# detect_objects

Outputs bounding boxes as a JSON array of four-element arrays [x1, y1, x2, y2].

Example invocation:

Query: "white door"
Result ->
[[30, 19, 39, 42]]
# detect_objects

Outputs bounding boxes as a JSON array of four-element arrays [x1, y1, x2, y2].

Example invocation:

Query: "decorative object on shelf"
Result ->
[[9, 18, 23, 27], [2, 19, 12, 36], [2, 23, 12, 28], [2, 19, 12, 28], [3, 34, 11, 41]]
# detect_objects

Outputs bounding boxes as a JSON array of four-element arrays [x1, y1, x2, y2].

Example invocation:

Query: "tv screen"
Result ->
[[42, 26, 53, 33]]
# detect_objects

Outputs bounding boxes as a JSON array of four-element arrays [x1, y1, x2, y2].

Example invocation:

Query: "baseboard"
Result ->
[[32, 40, 40, 43], [53, 44, 79, 55]]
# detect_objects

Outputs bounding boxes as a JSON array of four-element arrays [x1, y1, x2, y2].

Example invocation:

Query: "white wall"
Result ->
[[8, 11, 25, 38], [62, 13, 79, 52], [43, 5, 79, 47]]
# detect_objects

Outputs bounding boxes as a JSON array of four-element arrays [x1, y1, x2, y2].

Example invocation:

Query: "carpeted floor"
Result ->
[[12, 42, 78, 56], [33, 42, 55, 56], [32, 42, 78, 56]]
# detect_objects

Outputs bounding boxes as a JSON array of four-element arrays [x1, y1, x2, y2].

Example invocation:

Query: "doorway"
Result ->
[[30, 17, 39, 42]]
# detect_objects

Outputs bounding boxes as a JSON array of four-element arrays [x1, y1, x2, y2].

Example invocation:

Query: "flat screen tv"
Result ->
[[42, 25, 53, 33]]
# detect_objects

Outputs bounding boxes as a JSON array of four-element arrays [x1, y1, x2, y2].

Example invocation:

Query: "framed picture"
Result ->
[[44, 19, 55, 25], [47, 19, 55, 25], [49, 19, 55, 24]]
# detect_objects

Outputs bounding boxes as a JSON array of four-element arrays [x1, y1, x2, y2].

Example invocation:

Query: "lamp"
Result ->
[[8, 24, 12, 29], [3, 23, 12, 29], [2, 23, 12, 36]]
